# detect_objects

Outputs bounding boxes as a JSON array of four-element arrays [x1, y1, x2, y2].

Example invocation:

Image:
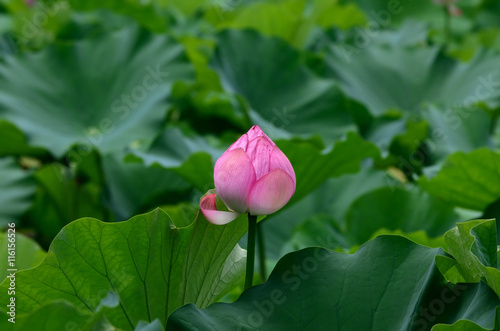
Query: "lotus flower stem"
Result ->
[[257, 222, 267, 281], [245, 214, 258, 290]]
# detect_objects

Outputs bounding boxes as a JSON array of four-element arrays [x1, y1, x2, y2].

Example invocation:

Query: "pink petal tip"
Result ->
[[200, 194, 241, 225]]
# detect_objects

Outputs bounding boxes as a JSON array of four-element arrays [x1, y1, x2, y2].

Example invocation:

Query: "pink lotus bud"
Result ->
[[201, 125, 296, 225]]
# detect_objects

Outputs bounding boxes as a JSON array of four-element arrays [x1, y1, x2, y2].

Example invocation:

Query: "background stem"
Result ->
[[245, 214, 258, 290], [257, 221, 267, 281], [444, 7, 451, 48]]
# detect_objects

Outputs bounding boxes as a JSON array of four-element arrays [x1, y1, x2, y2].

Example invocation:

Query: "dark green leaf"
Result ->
[[0, 231, 45, 281], [212, 29, 359, 144], [67, 0, 167, 32], [279, 131, 381, 206], [0, 25, 194, 157], [325, 45, 500, 116], [436, 219, 500, 297], [419, 148, 500, 211], [263, 168, 391, 261], [422, 105, 492, 162], [210, 0, 365, 47], [102, 153, 192, 221], [126, 127, 222, 192], [0, 300, 114, 331], [0, 207, 247, 329], [346, 186, 464, 243], [168, 236, 499, 330], [0, 120, 48, 158], [0, 157, 35, 226]]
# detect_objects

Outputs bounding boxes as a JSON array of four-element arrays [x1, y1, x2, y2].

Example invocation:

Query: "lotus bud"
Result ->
[[201, 125, 296, 225]]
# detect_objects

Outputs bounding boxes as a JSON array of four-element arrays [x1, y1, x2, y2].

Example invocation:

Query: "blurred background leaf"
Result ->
[[1, 0, 500, 328]]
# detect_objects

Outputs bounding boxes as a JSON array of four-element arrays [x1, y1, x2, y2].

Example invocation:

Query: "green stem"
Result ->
[[245, 214, 258, 290], [257, 221, 267, 281]]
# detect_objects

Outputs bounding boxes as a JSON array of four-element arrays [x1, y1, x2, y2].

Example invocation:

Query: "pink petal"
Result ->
[[227, 132, 249, 152], [246, 125, 275, 146], [247, 168, 295, 216], [214, 148, 256, 213], [200, 194, 241, 225], [270, 145, 296, 189], [246, 136, 273, 180]]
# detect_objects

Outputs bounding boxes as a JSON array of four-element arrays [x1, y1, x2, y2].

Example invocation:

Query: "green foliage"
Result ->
[[0, 24, 194, 157], [0, 120, 48, 158], [0, 158, 35, 226], [209, 0, 366, 47], [168, 235, 500, 330], [0, 208, 247, 329], [211, 29, 360, 144], [420, 149, 500, 211], [1, 0, 500, 329], [0, 231, 45, 280], [0, 300, 115, 331], [437, 219, 500, 296], [279, 132, 381, 206]]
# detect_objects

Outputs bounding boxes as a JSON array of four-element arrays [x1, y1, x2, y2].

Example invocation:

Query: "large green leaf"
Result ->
[[0, 231, 45, 281], [419, 148, 500, 211], [168, 236, 500, 330], [66, 0, 167, 32], [340, 0, 442, 26], [0, 207, 248, 330], [0, 25, 194, 157], [24, 162, 107, 245], [345, 186, 465, 243], [422, 105, 493, 162], [211, 29, 360, 144], [324, 44, 500, 116], [369, 20, 429, 47], [482, 197, 500, 243], [0, 120, 48, 158], [126, 127, 222, 192], [102, 153, 193, 221], [280, 214, 353, 255], [433, 314, 500, 331], [279, 132, 381, 207], [263, 168, 391, 262], [162, 0, 209, 16], [0, 300, 115, 331], [0, 157, 35, 227], [281, 186, 463, 256], [380, 118, 429, 175], [209, 0, 366, 47], [451, 25, 500, 61], [3, 0, 71, 51], [436, 219, 500, 301]]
